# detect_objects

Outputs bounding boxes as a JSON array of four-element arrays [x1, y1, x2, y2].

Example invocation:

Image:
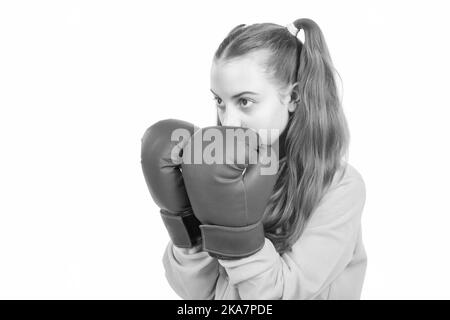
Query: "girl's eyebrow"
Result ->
[[210, 89, 259, 99]]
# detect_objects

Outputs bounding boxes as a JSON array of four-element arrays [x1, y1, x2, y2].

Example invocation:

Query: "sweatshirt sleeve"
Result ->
[[217, 167, 366, 300], [162, 240, 220, 299]]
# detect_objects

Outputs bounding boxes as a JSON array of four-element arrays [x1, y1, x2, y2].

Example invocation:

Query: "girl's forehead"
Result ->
[[211, 57, 269, 94]]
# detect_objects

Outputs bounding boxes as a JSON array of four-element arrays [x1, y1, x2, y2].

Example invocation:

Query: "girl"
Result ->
[[162, 18, 367, 300]]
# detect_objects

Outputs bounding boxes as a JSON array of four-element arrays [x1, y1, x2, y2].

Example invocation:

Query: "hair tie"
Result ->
[[286, 22, 299, 37]]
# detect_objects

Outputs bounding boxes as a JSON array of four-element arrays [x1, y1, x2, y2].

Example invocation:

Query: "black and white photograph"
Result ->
[[0, 0, 449, 304]]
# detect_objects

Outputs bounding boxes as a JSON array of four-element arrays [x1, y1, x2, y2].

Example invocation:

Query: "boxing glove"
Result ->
[[141, 119, 201, 248], [180, 126, 279, 259]]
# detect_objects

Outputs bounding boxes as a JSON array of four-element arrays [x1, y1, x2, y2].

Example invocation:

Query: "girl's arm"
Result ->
[[217, 167, 366, 300], [162, 240, 220, 299]]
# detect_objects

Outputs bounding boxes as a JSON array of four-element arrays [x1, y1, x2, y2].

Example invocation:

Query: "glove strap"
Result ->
[[160, 209, 201, 248], [200, 222, 265, 260]]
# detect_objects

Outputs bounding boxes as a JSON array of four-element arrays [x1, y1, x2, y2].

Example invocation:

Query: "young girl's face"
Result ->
[[210, 51, 296, 146]]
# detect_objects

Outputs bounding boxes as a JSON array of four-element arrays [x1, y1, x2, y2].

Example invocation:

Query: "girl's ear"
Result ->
[[288, 82, 300, 112]]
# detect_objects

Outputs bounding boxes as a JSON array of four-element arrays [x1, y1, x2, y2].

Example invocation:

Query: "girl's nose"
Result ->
[[222, 107, 242, 127]]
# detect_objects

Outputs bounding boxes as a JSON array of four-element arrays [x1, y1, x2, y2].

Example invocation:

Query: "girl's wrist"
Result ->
[[174, 243, 203, 255]]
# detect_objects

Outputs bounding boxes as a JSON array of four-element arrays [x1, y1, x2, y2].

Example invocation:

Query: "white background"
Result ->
[[0, 0, 449, 299]]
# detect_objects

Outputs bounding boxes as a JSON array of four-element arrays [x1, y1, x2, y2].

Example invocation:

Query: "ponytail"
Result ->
[[214, 19, 350, 253]]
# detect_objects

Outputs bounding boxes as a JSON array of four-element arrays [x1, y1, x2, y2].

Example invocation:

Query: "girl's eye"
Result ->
[[239, 98, 253, 109], [213, 97, 224, 109], [212, 97, 254, 109]]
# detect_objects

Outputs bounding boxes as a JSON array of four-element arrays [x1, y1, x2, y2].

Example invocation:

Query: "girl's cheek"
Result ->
[[217, 109, 225, 124]]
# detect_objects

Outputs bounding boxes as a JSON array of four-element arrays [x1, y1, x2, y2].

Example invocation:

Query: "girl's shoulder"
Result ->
[[330, 161, 365, 194], [316, 162, 366, 215], [308, 162, 366, 228]]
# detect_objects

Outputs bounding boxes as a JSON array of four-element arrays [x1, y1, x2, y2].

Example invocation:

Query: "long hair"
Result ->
[[214, 18, 350, 254]]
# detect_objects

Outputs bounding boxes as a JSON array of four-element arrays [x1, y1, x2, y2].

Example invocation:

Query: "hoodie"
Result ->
[[162, 163, 367, 300]]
